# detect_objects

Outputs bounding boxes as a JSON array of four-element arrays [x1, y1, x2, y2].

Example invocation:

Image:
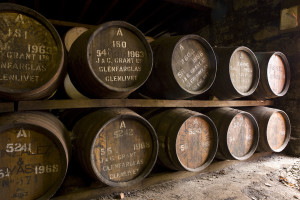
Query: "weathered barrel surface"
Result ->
[[0, 3, 66, 101], [63, 27, 89, 99], [207, 107, 259, 160], [244, 107, 291, 152], [145, 108, 218, 172], [210, 46, 260, 100], [73, 108, 158, 187], [139, 34, 217, 99], [68, 21, 153, 99], [0, 111, 70, 200], [250, 52, 290, 99]]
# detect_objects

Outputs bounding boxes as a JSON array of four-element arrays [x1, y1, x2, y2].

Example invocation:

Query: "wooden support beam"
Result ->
[[165, 0, 214, 9], [48, 19, 96, 29], [17, 99, 274, 111]]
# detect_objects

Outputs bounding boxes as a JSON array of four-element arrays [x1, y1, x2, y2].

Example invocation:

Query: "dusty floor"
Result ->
[[95, 153, 300, 200]]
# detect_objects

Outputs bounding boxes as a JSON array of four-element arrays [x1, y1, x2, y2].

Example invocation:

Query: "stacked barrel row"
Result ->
[[0, 3, 292, 200]]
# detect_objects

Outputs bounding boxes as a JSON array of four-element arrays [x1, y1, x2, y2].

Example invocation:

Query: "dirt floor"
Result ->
[[93, 153, 300, 200]]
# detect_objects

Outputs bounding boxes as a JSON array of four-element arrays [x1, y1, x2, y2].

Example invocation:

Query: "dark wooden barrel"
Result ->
[[0, 3, 66, 101], [249, 52, 290, 99], [0, 111, 70, 200], [73, 108, 158, 187], [138, 34, 217, 99], [63, 27, 89, 99], [210, 46, 260, 100], [206, 107, 259, 160], [244, 107, 291, 152], [68, 21, 153, 99], [144, 108, 218, 172]]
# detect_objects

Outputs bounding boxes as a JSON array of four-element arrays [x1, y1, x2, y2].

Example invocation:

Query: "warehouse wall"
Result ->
[[198, 0, 300, 154]]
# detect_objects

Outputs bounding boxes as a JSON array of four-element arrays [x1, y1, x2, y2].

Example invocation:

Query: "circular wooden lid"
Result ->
[[0, 127, 67, 199], [0, 5, 64, 97], [88, 22, 152, 91], [227, 113, 255, 158], [267, 54, 286, 95], [176, 116, 215, 170], [91, 117, 155, 186], [267, 112, 287, 151], [229, 50, 255, 94], [172, 36, 215, 94]]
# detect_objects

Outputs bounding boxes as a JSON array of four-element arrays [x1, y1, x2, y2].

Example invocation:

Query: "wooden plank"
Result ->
[[0, 102, 15, 113], [48, 19, 96, 29], [18, 99, 274, 111], [51, 152, 272, 200], [165, 0, 214, 9]]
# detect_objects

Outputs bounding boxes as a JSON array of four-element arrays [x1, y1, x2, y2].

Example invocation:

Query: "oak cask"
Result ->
[[0, 111, 70, 200], [250, 52, 290, 99], [0, 3, 66, 101], [139, 34, 217, 99], [244, 107, 291, 152], [210, 46, 260, 99], [207, 107, 259, 160], [145, 108, 218, 172], [68, 21, 153, 99], [63, 27, 89, 99], [73, 108, 158, 187]]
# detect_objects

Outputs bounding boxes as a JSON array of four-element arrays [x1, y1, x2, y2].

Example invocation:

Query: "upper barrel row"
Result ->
[[0, 3, 291, 101]]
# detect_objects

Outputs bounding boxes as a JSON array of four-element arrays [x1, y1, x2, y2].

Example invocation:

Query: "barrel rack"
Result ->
[[0, 99, 273, 113]]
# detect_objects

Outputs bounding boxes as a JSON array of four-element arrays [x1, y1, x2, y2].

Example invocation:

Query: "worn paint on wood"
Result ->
[[227, 113, 254, 158], [0, 112, 69, 200], [176, 116, 214, 169], [267, 112, 287, 151], [229, 50, 254, 93], [0, 4, 65, 100], [267, 54, 286, 95]]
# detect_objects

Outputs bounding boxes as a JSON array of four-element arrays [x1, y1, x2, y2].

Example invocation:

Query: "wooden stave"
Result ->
[[210, 46, 260, 100], [139, 34, 217, 100], [0, 3, 66, 101], [249, 52, 291, 99], [145, 108, 218, 172], [243, 106, 291, 152], [68, 21, 153, 99], [72, 108, 159, 187], [0, 111, 71, 200], [206, 107, 259, 160]]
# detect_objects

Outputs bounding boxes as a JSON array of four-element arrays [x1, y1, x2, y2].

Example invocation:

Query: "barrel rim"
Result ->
[[171, 34, 217, 95], [174, 112, 219, 172], [64, 26, 89, 52], [229, 46, 260, 96], [0, 116, 69, 200], [0, 3, 65, 99], [86, 20, 153, 93], [89, 113, 158, 187], [266, 51, 291, 97], [266, 109, 291, 152], [226, 110, 259, 160]]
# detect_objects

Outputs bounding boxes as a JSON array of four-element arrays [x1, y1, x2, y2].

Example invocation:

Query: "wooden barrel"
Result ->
[[73, 108, 158, 187], [206, 107, 259, 160], [0, 3, 66, 101], [63, 27, 89, 99], [0, 111, 70, 200], [210, 46, 260, 100], [144, 108, 218, 172], [249, 52, 290, 99], [68, 21, 153, 99], [244, 107, 291, 152], [138, 34, 217, 99]]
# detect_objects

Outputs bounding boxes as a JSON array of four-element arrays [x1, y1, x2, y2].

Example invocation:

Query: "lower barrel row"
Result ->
[[0, 106, 290, 199]]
